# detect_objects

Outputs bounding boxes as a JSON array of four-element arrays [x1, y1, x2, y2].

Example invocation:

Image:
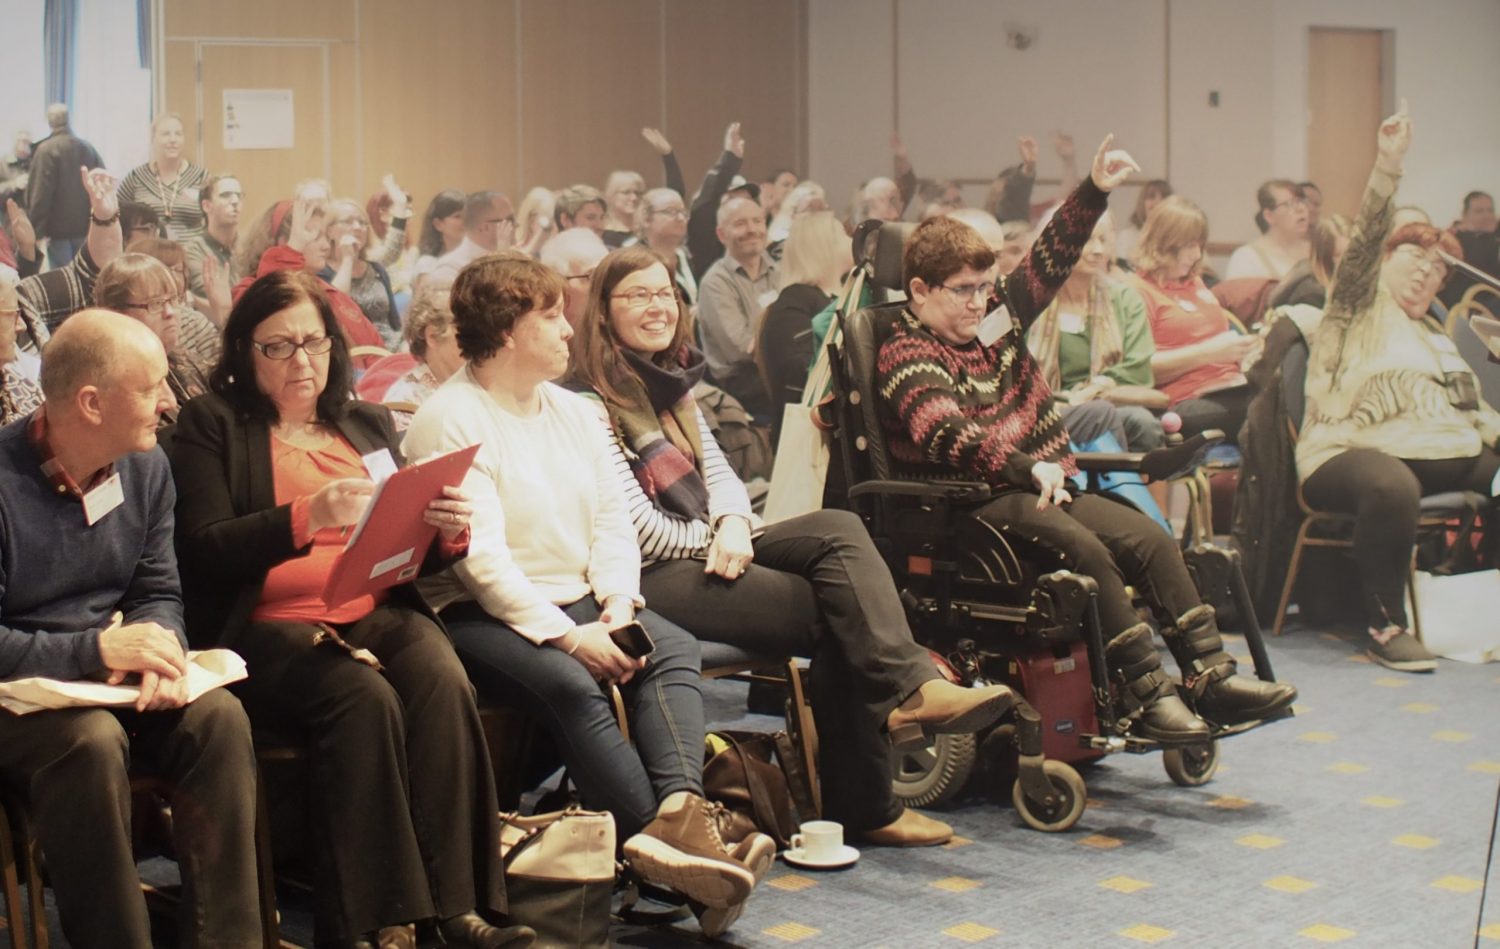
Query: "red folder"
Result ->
[[320, 443, 480, 607]]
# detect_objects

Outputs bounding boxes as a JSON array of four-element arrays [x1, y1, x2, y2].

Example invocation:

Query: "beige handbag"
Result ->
[[499, 806, 616, 948]]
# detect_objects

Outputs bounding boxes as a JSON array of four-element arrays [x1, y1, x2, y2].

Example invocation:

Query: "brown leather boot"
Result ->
[[1106, 623, 1209, 743], [885, 678, 1014, 749], [1166, 605, 1298, 725], [857, 808, 954, 847], [623, 794, 761, 909]]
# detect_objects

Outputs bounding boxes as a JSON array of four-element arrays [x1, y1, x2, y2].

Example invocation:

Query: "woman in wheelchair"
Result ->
[[1297, 103, 1497, 673], [874, 136, 1297, 743], [402, 254, 775, 936], [565, 244, 1015, 848]]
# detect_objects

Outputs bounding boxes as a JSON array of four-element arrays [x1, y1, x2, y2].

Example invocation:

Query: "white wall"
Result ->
[[809, 0, 1500, 245], [0, 0, 47, 148]]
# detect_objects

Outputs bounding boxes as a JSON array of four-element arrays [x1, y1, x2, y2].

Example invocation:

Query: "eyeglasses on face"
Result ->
[[252, 335, 335, 360], [123, 297, 173, 316], [938, 281, 995, 305], [652, 208, 688, 221], [610, 287, 678, 309]]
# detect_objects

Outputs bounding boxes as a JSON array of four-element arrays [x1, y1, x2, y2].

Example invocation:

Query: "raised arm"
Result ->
[[1003, 135, 1136, 329], [368, 175, 410, 267], [82, 166, 122, 270], [642, 128, 687, 198], [687, 123, 745, 277], [1325, 102, 1410, 330]]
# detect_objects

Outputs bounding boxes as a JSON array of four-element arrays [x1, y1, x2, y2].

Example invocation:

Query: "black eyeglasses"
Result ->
[[253, 335, 335, 360]]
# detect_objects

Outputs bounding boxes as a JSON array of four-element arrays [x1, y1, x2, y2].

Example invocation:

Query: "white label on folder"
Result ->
[[82, 472, 124, 526], [369, 547, 416, 580], [361, 449, 398, 484], [977, 304, 1013, 346]]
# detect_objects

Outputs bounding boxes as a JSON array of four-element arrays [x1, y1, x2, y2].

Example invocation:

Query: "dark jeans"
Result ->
[[233, 604, 504, 941], [444, 598, 704, 839], [1301, 446, 1500, 629], [1062, 400, 1165, 451], [0, 688, 261, 949], [641, 509, 939, 832], [1175, 384, 1253, 445], [45, 236, 80, 269], [972, 491, 1203, 637]]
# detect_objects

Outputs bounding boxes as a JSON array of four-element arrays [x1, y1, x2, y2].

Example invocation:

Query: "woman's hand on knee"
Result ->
[[704, 516, 755, 580], [557, 622, 644, 685], [1031, 461, 1073, 511]]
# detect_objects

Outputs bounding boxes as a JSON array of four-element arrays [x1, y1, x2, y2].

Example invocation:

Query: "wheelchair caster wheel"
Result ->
[[1163, 739, 1219, 787], [1012, 760, 1086, 832], [891, 732, 976, 808]]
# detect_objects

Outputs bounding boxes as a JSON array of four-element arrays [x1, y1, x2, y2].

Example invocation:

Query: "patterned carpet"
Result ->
[[4, 622, 1497, 947]]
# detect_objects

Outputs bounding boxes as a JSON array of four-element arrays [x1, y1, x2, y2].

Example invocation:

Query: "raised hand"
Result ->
[[1017, 136, 1040, 171], [724, 121, 745, 158], [1054, 131, 1076, 163], [202, 254, 232, 326], [381, 174, 409, 217], [5, 199, 35, 257], [1376, 98, 1411, 174], [286, 196, 323, 253], [1089, 134, 1142, 192], [82, 166, 118, 219], [641, 127, 673, 156]]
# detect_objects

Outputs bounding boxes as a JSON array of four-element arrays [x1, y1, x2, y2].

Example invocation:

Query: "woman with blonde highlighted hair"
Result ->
[[116, 113, 209, 241], [94, 252, 210, 419], [758, 211, 853, 414], [1129, 195, 1259, 442]]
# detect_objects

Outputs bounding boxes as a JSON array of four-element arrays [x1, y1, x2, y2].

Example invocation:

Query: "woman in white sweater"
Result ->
[[404, 254, 773, 936], [566, 246, 1017, 850]]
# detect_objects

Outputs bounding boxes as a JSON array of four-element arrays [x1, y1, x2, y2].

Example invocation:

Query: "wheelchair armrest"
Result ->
[[1074, 451, 1146, 473], [1075, 431, 1225, 483], [847, 479, 993, 502]]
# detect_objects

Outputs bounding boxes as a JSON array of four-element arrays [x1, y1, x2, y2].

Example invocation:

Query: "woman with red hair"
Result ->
[[1297, 103, 1495, 673]]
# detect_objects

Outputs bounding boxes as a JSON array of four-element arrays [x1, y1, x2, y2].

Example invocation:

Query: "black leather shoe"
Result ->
[[1195, 675, 1297, 726], [437, 912, 536, 949]]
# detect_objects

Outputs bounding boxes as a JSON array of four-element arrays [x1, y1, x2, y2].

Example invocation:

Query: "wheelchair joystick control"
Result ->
[[1161, 411, 1183, 446]]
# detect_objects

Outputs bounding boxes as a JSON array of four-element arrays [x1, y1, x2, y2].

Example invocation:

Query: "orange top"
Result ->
[[252, 431, 384, 625]]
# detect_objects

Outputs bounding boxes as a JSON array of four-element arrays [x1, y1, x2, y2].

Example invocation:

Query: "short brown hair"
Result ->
[[403, 295, 453, 359], [1383, 222, 1464, 284], [449, 252, 564, 363], [93, 253, 177, 311], [568, 246, 691, 408], [199, 172, 239, 211], [903, 216, 996, 291], [1134, 195, 1208, 281]]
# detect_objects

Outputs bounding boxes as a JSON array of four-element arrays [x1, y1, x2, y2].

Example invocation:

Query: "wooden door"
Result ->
[[1307, 28, 1386, 220], [197, 42, 330, 210]]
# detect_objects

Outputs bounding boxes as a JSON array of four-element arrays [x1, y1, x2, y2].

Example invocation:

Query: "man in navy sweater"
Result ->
[[0, 310, 261, 947]]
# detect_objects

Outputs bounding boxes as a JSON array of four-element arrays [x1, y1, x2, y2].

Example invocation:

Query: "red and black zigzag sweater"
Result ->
[[876, 178, 1109, 490]]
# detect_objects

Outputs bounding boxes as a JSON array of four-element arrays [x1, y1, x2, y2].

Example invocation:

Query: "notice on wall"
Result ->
[[223, 89, 294, 150]]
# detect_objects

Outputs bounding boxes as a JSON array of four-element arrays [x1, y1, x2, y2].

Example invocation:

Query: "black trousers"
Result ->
[[641, 509, 938, 832], [1174, 384, 1253, 445], [0, 688, 261, 949], [233, 604, 504, 941], [972, 492, 1203, 636], [1301, 446, 1500, 629]]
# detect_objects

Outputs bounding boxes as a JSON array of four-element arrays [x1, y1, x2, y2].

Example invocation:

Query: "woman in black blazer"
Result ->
[[168, 270, 530, 949]]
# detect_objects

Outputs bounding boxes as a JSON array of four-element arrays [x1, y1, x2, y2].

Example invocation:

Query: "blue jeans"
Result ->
[[443, 598, 704, 837], [46, 236, 80, 268]]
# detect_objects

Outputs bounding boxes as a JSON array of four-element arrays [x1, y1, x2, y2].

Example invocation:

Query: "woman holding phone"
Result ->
[[403, 253, 774, 938]]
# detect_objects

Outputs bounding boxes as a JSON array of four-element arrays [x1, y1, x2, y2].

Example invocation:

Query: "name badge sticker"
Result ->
[[361, 449, 399, 484], [82, 472, 125, 526], [978, 305, 1014, 346], [1058, 310, 1086, 335]]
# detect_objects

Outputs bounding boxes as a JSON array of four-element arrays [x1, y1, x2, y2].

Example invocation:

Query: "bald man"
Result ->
[[696, 195, 777, 417], [0, 310, 261, 948]]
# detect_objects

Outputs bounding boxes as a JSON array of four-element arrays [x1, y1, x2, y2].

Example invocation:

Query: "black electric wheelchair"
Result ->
[[819, 222, 1293, 823]]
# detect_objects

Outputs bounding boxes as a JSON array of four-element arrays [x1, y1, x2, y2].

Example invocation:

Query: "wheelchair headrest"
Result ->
[[853, 220, 912, 293], [833, 302, 908, 482]]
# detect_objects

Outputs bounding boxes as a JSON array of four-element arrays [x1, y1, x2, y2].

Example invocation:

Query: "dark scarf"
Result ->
[[608, 346, 710, 522]]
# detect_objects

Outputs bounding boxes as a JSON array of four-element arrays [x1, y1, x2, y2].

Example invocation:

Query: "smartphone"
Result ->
[[609, 621, 655, 659]]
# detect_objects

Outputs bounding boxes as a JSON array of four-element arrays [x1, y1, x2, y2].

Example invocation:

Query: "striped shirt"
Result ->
[[580, 396, 753, 564], [175, 304, 222, 365], [116, 162, 208, 242]]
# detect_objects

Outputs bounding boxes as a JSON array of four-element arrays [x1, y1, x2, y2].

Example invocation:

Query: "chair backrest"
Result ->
[[829, 301, 908, 486], [1280, 334, 1310, 437]]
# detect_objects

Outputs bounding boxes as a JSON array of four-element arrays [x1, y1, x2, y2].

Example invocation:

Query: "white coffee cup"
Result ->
[[789, 820, 843, 861]]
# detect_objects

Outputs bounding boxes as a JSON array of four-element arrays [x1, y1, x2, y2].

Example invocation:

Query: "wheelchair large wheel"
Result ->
[[1011, 759, 1086, 832], [892, 733, 976, 808], [1163, 739, 1220, 787]]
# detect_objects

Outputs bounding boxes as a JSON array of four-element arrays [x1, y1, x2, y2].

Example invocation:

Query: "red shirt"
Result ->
[[1130, 273, 1246, 404]]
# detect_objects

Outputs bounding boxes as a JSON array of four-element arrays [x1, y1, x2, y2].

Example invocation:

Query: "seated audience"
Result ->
[[1115, 178, 1172, 268], [875, 138, 1296, 742], [767, 180, 828, 247], [569, 246, 1013, 860], [513, 186, 556, 258], [603, 170, 646, 247], [232, 198, 385, 365], [697, 195, 777, 419], [429, 191, 516, 287], [631, 187, 697, 304], [1027, 209, 1165, 450], [402, 254, 774, 937], [1297, 106, 1496, 673], [553, 184, 608, 236], [1443, 190, 1500, 309], [1130, 195, 1259, 442], [1268, 213, 1351, 310], [758, 211, 851, 413], [760, 168, 798, 220], [686, 123, 750, 281], [1225, 179, 1311, 280], [17, 167, 122, 337], [127, 235, 225, 363], [184, 172, 242, 299], [1455, 190, 1495, 235], [169, 270, 526, 947], [364, 175, 416, 294], [115, 113, 207, 242], [379, 293, 464, 429], [1299, 180, 1323, 228], [323, 198, 401, 348], [0, 277, 42, 424], [0, 309, 260, 947], [94, 252, 210, 420], [539, 226, 610, 328], [411, 188, 466, 295], [120, 201, 163, 243]]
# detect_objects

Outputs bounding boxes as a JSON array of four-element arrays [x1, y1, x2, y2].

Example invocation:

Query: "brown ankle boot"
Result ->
[[1106, 623, 1209, 743], [857, 808, 953, 847], [623, 795, 760, 909], [885, 678, 1015, 749]]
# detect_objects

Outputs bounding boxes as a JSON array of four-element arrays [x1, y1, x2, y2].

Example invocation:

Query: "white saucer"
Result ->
[[781, 844, 860, 870]]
